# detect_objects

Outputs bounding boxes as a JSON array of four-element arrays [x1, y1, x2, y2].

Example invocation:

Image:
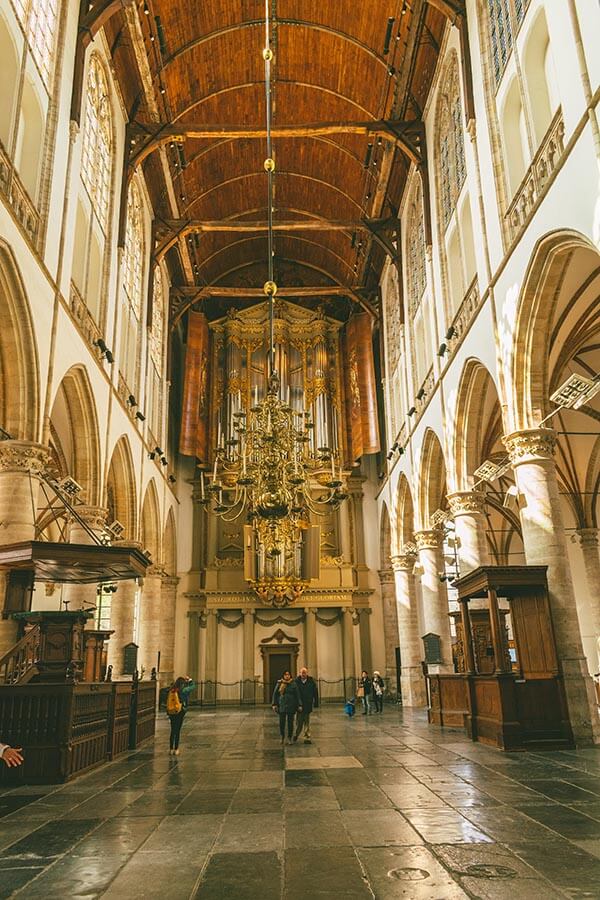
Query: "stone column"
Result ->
[[447, 491, 491, 573], [242, 608, 255, 702], [62, 506, 108, 617], [160, 575, 179, 686], [415, 529, 453, 672], [304, 607, 318, 673], [204, 609, 218, 703], [348, 480, 369, 588], [106, 550, 139, 677], [0, 440, 50, 654], [342, 607, 356, 695], [378, 568, 399, 693], [187, 608, 201, 682], [358, 608, 372, 673], [392, 552, 427, 706], [504, 429, 600, 744], [576, 529, 600, 672], [137, 565, 163, 677]]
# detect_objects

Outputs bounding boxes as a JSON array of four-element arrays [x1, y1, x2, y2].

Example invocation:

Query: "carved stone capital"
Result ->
[[0, 441, 51, 475], [447, 491, 487, 517], [414, 529, 443, 551], [391, 552, 416, 572], [161, 575, 180, 589], [145, 564, 166, 578], [378, 568, 395, 586], [503, 428, 557, 465], [577, 528, 599, 549], [73, 505, 109, 532]]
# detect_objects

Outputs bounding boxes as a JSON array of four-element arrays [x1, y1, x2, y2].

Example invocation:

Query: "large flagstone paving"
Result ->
[[2, 706, 600, 897]]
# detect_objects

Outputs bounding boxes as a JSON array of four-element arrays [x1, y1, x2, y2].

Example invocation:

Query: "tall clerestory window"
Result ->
[[406, 180, 432, 389], [436, 51, 477, 317], [148, 266, 166, 443], [71, 53, 113, 323], [120, 180, 145, 392], [12, 0, 58, 87], [488, 0, 531, 86]]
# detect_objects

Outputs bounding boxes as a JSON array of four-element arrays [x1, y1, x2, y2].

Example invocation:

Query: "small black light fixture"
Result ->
[[398, 446, 405, 456], [408, 406, 416, 417], [95, 338, 107, 353], [383, 16, 395, 56], [160, 456, 168, 466], [105, 350, 114, 364], [127, 394, 137, 407], [149, 451, 156, 460], [416, 387, 425, 401], [386, 451, 393, 461], [437, 342, 447, 357], [445, 325, 456, 340], [168, 474, 176, 484], [391, 441, 399, 451], [135, 411, 146, 422], [154, 446, 163, 456], [363, 143, 373, 169]]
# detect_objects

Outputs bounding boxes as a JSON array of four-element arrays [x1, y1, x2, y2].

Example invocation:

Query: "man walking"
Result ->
[[294, 667, 319, 743]]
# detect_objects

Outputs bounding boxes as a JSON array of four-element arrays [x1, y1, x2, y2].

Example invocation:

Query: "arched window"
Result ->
[[437, 57, 467, 232], [406, 184, 427, 317], [488, 0, 513, 86], [120, 180, 145, 391], [148, 265, 166, 441], [81, 55, 112, 231], [13, 0, 58, 87]]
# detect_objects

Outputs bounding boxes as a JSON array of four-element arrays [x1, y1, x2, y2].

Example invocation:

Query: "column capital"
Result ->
[[447, 490, 486, 517], [145, 564, 166, 577], [503, 428, 557, 465], [74, 505, 109, 531], [414, 529, 443, 551], [576, 528, 599, 548], [0, 440, 51, 475], [391, 552, 416, 572], [161, 575, 180, 589], [378, 568, 395, 586]]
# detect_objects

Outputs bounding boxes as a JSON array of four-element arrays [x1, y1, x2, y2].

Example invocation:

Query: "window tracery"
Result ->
[[437, 56, 467, 231], [150, 266, 165, 370], [406, 182, 427, 318], [123, 181, 144, 319], [81, 55, 112, 230], [12, 0, 59, 87]]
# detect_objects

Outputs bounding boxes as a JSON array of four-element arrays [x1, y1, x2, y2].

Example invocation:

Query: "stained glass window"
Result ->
[[437, 55, 467, 231], [407, 183, 427, 318], [81, 55, 113, 230], [123, 181, 144, 319], [12, 0, 58, 87], [488, 0, 513, 85], [150, 267, 164, 370]]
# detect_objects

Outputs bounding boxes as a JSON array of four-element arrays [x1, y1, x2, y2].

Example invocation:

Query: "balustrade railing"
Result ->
[[69, 282, 103, 358], [0, 625, 41, 685], [447, 277, 480, 350], [0, 142, 40, 244], [505, 109, 565, 241]]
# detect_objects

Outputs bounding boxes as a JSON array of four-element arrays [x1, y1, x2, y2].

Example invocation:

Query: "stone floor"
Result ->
[[3, 707, 600, 898]]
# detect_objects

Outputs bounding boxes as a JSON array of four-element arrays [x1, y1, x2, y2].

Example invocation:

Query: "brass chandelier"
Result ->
[[199, 0, 348, 593]]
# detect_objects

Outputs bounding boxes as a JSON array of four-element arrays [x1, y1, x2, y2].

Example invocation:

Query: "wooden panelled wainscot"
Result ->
[[428, 566, 573, 751]]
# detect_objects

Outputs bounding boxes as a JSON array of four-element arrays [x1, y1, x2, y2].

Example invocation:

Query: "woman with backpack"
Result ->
[[166, 675, 195, 755], [271, 670, 302, 745]]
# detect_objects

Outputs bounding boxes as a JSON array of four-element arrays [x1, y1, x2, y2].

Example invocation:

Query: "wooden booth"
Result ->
[[428, 566, 573, 750]]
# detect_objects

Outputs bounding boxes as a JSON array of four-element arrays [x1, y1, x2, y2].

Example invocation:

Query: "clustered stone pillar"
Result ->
[[159, 575, 179, 686], [358, 608, 372, 674], [504, 428, 600, 744], [204, 609, 218, 702], [62, 506, 108, 618], [391, 551, 427, 706], [304, 607, 318, 673], [342, 607, 356, 694], [378, 568, 400, 693], [187, 607, 201, 683], [0, 440, 50, 655], [447, 491, 491, 572], [242, 608, 255, 702], [137, 565, 163, 677], [576, 528, 600, 672], [415, 529, 453, 673]]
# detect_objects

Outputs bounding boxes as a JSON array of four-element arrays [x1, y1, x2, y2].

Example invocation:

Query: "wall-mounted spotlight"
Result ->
[[94, 338, 114, 364], [363, 143, 373, 169], [154, 447, 163, 456], [416, 387, 425, 401], [383, 16, 395, 56], [135, 411, 146, 422], [386, 451, 394, 461], [160, 456, 168, 467], [437, 342, 448, 357], [105, 350, 114, 364], [445, 325, 456, 340], [408, 406, 416, 417], [148, 451, 156, 460], [168, 474, 176, 484], [127, 394, 137, 407], [391, 441, 399, 451], [398, 446, 405, 456]]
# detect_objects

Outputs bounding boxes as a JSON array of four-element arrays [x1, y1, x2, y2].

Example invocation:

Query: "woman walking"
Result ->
[[358, 670, 373, 715], [272, 671, 302, 745], [166, 675, 195, 756], [372, 671, 385, 713]]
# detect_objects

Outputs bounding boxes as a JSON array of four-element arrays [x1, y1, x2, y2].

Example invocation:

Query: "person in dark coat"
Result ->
[[372, 671, 385, 713], [167, 675, 196, 755], [294, 667, 319, 743], [359, 670, 373, 715], [272, 671, 302, 744]]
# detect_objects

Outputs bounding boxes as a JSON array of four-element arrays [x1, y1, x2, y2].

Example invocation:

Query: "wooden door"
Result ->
[[266, 653, 292, 704]]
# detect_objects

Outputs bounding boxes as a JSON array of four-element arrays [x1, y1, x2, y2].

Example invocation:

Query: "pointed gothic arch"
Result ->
[[141, 479, 161, 563], [49, 365, 101, 505], [105, 435, 137, 541], [417, 429, 448, 530]]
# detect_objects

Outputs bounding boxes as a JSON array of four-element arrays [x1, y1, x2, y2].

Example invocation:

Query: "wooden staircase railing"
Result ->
[[0, 625, 41, 684]]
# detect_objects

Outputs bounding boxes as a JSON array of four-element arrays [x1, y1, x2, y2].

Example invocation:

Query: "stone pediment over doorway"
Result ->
[[260, 628, 298, 646]]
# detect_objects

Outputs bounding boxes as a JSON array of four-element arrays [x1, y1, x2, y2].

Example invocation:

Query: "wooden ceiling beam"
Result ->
[[128, 120, 413, 170]]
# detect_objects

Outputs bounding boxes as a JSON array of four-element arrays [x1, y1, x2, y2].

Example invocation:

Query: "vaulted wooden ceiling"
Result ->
[[100, 0, 451, 321]]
